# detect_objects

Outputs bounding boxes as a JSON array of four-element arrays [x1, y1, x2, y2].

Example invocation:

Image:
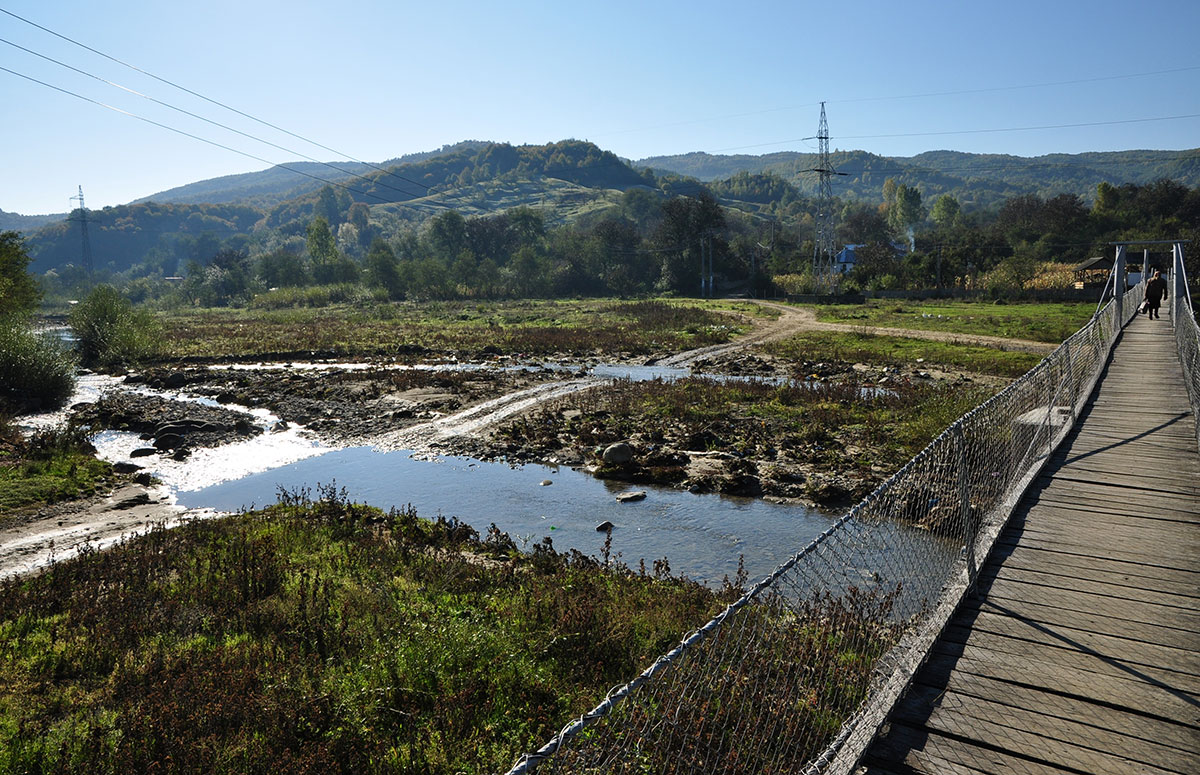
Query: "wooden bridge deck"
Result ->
[[862, 312, 1200, 774]]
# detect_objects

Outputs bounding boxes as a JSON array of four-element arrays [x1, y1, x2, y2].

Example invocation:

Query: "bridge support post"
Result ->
[[956, 424, 978, 596], [1114, 244, 1126, 324], [1064, 339, 1076, 423], [1173, 242, 1190, 321]]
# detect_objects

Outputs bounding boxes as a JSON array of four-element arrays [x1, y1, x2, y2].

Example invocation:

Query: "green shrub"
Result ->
[[0, 317, 76, 412], [69, 285, 161, 368]]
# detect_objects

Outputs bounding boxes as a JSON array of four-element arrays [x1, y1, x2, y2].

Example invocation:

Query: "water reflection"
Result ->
[[177, 446, 835, 585]]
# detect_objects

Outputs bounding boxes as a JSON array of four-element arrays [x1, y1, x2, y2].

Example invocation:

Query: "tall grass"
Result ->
[[0, 487, 729, 773], [0, 317, 75, 412]]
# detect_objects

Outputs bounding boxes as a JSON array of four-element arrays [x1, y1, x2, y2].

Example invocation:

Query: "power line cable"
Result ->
[[0, 63, 400, 207], [0, 6, 432, 194], [0, 36, 431, 202], [590, 65, 1200, 139], [714, 114, 1200, 152]]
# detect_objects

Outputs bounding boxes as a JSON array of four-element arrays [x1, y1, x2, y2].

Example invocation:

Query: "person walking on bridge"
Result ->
[[1145, 270, 1168, 319]]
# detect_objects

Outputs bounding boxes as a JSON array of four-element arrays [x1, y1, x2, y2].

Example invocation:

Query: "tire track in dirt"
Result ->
[[745, 300, 1057, 355]]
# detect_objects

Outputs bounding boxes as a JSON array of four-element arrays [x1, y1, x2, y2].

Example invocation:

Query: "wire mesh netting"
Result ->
[[505, 255, 1177, 775], [1173, 245, 1200, 451]]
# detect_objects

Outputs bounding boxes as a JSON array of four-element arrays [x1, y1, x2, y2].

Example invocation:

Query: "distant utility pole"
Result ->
[[699, 235, 714, 298], [68, 185, 94, 275], [805, 102, 845, 293]]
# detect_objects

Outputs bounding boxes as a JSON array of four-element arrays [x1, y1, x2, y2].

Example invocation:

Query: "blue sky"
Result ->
[[2, 0, 1198, 214]]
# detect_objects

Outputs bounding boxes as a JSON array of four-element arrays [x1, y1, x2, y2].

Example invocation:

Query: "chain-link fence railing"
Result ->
[[504, 257, 1158, 775], [1172, 243, 1200, 450]]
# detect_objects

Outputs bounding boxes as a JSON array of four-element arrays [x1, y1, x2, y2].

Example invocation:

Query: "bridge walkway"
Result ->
[[861, 311, 1200, 774]]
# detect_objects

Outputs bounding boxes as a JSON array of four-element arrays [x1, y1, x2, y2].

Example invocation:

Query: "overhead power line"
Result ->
[[714, 114, 1200, 153], [0, 64, 399, 206], [0, 36, 430, 202], [0, 6, 432, 195], [591, 65, 1200, 139]]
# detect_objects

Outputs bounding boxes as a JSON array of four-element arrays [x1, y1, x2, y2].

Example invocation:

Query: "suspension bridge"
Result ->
[[507, 241, 1198, 775]]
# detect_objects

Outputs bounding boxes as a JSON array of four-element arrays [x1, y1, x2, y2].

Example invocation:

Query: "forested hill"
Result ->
[[24, 140, 655, 274], [638, 148, 1200, 209], [131, 141, 496, 208], [0, 209, 65, 233]]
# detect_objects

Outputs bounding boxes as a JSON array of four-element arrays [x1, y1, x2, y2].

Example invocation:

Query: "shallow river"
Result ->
[[19, 362, 948, 588]]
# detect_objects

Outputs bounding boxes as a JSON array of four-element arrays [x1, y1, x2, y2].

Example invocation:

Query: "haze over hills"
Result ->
[[639, 148, 1200, 208], [129, 142, 495, 208]]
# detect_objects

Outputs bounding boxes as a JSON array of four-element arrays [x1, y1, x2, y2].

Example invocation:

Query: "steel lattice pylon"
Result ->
[[809, 102, 841, 292], [69, 185, 94, 275]]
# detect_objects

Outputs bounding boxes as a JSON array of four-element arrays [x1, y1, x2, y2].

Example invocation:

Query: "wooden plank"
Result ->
[[917, 645, 1200, 726], [943, 611, 1200, 678], [1052, 448, 1199, 468], [1014, 510, 1200, 547], [929, 631, 1200, 695], [891, 683, 1198, 772], [909, 669, 1200, 753], [994, 511, 1198, 560], [865, 721, 1082, 775], [1048, 472, 1199, 497], [992, 530, 1197, 571], [1001, 524, 1199, 567], [978, 562, 1200, 609], [866, 718, 1179, 775], [1020, 495, 1200, 525], [955, 590, 1200, 652], [1052, 459, 1200, 480], [1007, 512, 1200, 555], [977, 575, 1200, 632], [1050, 460, 1200, 485], [986, 543, 1200, 588], [1030, 479, 1200, 508]]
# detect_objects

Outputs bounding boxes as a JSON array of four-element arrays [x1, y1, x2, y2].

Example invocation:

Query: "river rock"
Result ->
[[596, 520, 615, 532], [615, 490, 647, 503], [163, 371, 187, 389], [539, 479, 553, 486], [112, 461, 142, 474], [602, 442, 634, 465], [130, 447, 157, 458], [153, 433, 185, 451]]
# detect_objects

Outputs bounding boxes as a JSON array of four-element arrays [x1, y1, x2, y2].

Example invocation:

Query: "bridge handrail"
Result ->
[[1172, 243, 1200, 449], [504, 246, 1180, 775]]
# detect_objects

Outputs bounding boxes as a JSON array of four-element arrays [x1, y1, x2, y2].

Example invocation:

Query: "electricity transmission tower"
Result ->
[[806, 102, 844, 292], [69, 185, 94, 275]]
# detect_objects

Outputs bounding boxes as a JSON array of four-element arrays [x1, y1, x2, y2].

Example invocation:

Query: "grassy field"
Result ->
[[767, 329, 1045, 378], [156, 299, 746, 361], [0, 421, 116, 517], [0, 488, 894, 774], [808, 299, 1096, 344]]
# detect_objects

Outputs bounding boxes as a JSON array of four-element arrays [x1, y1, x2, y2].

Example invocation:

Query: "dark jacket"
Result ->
[[1146, 276, 1168, 305]]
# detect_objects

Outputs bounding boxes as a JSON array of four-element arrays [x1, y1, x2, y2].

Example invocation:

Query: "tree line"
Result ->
[[32, 175, 1200, 308]]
